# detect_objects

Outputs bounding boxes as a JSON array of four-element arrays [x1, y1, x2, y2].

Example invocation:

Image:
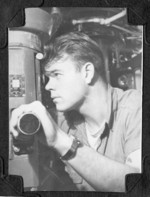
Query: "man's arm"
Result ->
[[10, 101, 141, 192], [125, 149, 141, 172], [54, 130, 140, 192]]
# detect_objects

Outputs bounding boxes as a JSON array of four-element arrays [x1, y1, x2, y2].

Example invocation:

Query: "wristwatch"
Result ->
[[60, 136, 82, 160]]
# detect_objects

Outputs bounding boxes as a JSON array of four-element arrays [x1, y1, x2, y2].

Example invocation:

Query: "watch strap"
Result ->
[[60, 137, 82, 160]]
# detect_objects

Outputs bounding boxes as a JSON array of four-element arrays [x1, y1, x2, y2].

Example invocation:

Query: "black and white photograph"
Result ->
[[8, 7, 142, 192]]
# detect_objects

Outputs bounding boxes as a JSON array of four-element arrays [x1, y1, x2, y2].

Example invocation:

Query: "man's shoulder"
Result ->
[[112, 87, 142, 111]]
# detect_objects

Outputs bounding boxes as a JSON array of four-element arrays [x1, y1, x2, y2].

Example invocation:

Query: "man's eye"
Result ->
[[54, 73, 61, 77], [51, 73, 61, 78]]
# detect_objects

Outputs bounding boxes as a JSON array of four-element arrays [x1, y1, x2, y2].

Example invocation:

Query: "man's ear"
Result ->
[[82, 62, 95, 84]]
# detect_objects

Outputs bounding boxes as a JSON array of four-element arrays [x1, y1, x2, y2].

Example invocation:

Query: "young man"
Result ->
[[10, 32, 142, 192]]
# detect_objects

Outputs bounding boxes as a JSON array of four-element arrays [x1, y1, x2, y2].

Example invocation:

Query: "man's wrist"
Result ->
[[53, 130, 73, 156], [60, 136, 82, 160]]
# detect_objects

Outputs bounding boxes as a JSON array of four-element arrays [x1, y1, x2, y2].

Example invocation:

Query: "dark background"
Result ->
[[0, 0, 150, 196]]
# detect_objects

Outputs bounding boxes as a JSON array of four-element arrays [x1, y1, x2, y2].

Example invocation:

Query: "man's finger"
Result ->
[[10, 126, 19, 138]]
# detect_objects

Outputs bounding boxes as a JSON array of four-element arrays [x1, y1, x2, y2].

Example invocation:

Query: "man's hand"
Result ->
[[10, 101, 59, 147], [10, 101, 73, 155]]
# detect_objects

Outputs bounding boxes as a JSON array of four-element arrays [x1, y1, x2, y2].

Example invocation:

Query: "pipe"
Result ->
[[72, 9, 126, 25], [111, 24, 141, 36]]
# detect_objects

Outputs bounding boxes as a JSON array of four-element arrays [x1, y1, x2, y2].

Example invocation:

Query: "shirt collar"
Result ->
[[106, 84, 118, 129]]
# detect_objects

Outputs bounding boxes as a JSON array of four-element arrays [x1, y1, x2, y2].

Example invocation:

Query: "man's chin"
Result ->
[[55, 105, 66, 112], [55, 104, 73, 112]]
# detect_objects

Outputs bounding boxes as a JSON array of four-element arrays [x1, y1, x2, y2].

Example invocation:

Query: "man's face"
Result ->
[[44, 58, 88, 111]]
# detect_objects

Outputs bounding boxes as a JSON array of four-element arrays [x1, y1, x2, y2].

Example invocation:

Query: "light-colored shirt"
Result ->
[[52, 85, 142, 191]]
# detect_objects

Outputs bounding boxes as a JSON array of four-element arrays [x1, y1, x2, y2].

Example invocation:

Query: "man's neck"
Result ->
[[79, 82, 108, 134]]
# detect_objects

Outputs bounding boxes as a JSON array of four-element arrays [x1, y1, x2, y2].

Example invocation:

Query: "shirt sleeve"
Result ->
[[124, 98, 142, 158]]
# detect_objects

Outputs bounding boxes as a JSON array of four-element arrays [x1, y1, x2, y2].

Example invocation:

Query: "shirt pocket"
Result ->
[[65, 165, 83, 184]]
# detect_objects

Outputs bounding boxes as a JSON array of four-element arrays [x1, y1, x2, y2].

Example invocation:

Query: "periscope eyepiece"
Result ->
[[17, 112, 41, 136], [13, 112, 41, 155]]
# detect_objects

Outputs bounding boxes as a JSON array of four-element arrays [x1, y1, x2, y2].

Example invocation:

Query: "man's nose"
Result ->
[[45, 78, 54, 91]]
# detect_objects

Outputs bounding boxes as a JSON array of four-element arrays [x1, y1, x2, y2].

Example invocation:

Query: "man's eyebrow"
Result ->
[[44, 69, 61, 75]]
